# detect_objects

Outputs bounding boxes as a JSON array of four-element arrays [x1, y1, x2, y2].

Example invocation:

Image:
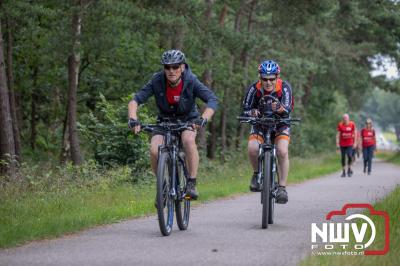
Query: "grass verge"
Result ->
[[0, 153, 340, 248], [376, 151, 400, 165]]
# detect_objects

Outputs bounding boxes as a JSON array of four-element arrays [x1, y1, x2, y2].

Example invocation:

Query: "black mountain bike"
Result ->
[[141, 120, 194, 236], [238, 115, 300, 229]]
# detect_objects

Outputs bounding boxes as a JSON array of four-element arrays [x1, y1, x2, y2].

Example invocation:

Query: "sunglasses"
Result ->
[[261, 77, 276, 82], [164, 64, 180, 70]]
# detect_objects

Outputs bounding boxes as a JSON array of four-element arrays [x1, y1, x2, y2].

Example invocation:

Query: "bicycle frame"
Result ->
[[157, 130, 188, 200], [257, 128, 277, 186], [142, 121, 192, 199]]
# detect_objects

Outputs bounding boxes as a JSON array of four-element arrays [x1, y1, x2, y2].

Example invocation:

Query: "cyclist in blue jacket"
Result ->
[[128, 50, 218, 200]]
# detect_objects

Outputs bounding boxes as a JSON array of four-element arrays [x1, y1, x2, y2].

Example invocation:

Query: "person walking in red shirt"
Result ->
[[336, 114, 357, 177], [360, 118, 376, 175]]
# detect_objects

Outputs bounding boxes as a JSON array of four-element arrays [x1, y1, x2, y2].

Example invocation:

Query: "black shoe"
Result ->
[[275, 186, 288, 204], [341, 171, 346, 178], [347, 169, 353, 177], [186, 179, 198, 200], [249, 173, 261, 192]]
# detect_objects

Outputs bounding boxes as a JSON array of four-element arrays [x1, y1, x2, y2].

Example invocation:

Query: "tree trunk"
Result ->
[[0, 21, 16, 178], [207, 114, 217, 160], [30, 66, 39, 150], [5, 18, 21, 161], [199, 0, 214, 152], [236, 0, 257, 149], [301, 73, 314, 107], [60, 103, 70, 164], [395, 125, 400, 143], [220, 1, 244, 159], [220, 56, 234, 160], [171, 26, 185, 51], [67, 2, 83, 165], [205, 4, 228, 159]]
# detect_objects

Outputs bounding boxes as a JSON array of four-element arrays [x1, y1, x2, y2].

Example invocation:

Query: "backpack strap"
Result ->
[[275, 78, 283, 97]]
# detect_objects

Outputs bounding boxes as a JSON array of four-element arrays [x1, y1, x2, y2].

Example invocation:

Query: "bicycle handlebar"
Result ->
[[237, 116, 301, 126], [140, 121, 195, 134]]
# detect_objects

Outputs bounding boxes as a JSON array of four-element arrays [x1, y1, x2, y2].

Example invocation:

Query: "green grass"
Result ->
[[382, 131, 398, 144], [0, 153, 340, 248], [0, 186, 154, 248], [300, 185, 400, 266], [377, 151, 400, 165]]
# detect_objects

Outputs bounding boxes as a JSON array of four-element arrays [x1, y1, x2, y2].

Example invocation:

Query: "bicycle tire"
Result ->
[[268, 157, 277, 224], [262, 151, 271, 229], [175, 155, 190, 230], [156, 151, 174, 236]]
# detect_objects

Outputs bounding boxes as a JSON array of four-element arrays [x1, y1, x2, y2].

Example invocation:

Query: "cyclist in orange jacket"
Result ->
[[242, 60, 293, 204]]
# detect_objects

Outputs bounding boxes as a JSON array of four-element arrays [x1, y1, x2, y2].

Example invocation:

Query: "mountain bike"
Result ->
[[141, 120, 194, 236], [238, 114, 300, 229]]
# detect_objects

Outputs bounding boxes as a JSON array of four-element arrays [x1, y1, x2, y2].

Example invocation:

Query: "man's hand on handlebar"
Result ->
[[271, 101, 284, 113], [191, 117, 208, 130], [128, 118, 141, 134], [243, 109, 260, 117]]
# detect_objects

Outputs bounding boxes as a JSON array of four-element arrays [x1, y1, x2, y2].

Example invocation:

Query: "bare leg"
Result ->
[[248, 140, 260, 172], [181, 130, 198, 178], [150, 135, 164, 175], [276, 137, 289, 186]]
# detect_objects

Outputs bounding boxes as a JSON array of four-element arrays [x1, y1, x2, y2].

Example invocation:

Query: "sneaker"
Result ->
[[275, 186, 288, 204], [186, 178, 198, 200], [368, 171, 371, 175], [341, 171, 346, 178], [249, 173, 261, 192]]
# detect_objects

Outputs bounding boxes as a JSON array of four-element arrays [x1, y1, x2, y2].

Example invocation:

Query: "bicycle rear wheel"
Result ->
[[175, 155, 190, 230], [156, 151, 174, 236], [262, 152, 271, 229]]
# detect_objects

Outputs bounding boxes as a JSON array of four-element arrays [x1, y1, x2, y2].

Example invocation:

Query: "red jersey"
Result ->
[[337, 121, 356, 146], [166, 80, 183, 105], [361, 128, 376, 148]]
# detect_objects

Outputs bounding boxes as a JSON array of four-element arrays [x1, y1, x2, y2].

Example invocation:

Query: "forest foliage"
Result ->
[[0, 0, 399, 179]]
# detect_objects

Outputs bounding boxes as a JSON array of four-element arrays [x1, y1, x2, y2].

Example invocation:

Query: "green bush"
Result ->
[[80, 94, 152, 182]]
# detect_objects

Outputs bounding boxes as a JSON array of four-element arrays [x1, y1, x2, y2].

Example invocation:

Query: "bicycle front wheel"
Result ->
[[156, 151, 174, 236], [175, 155, 190, 230], [268, 157, 277, 225], [262, 151, 272, 229]]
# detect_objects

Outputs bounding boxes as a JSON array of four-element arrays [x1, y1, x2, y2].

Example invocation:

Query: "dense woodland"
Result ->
[[1, 0, 399, 180]]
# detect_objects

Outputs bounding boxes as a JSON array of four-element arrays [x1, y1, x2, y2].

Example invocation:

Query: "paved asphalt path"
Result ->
[[1, 159, 399, 266]]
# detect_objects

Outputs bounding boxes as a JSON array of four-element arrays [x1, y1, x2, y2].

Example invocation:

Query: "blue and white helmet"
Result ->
[[258, 60, 280, 77]]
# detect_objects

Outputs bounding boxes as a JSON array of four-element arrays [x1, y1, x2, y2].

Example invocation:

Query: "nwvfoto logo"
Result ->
[[311, 204, 390, 255]]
